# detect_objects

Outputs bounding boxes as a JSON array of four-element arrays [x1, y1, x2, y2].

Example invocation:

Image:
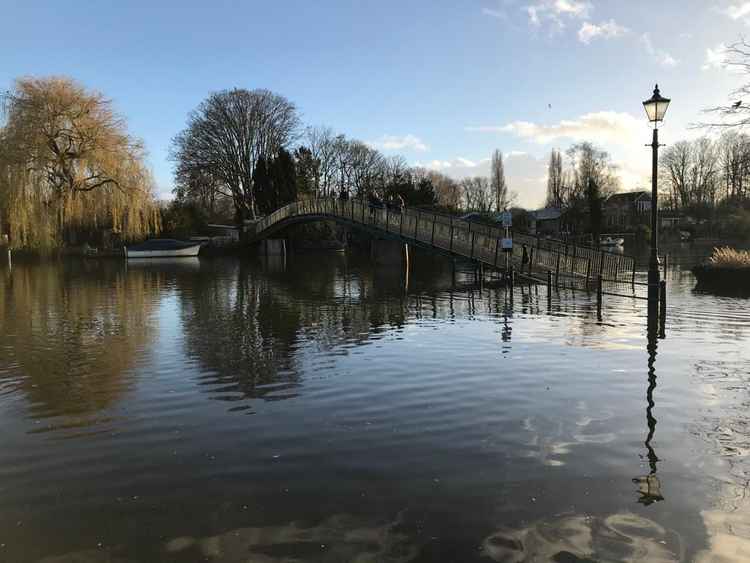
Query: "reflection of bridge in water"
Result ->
[[246, 199, 638, 292]]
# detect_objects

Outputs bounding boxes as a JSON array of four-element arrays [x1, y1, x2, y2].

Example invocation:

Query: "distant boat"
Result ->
[[599, 236, 624, 248], [126, 239, 202, 258]]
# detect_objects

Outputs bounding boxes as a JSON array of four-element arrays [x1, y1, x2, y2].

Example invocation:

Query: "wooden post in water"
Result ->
[[555, 253, 560, 287], [494, 237, 500, 268], [400, 210, 404, 236], [431, 215, 436, 245], [470, 231, 475, 258], [414, 210, 420, 240], [631, 260, 636, 291], [596, 274, 603, 319], [586, 258, 591, 286], [599, 251, 605, 280]]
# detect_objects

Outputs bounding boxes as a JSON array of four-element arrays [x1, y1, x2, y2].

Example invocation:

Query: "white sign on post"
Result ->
[[501, 237, 513, 252], [501, 211, 512, 227]]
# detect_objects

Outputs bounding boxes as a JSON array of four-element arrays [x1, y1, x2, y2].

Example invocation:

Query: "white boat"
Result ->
[[126, 239, 202, 258], [599, 236, 624, 248]]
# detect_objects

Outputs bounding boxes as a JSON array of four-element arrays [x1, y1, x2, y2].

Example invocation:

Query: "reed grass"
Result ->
[[707, 247, 750, 269]]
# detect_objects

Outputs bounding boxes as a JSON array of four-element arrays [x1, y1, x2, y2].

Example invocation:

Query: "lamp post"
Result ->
[[642, 84, 670, 307]]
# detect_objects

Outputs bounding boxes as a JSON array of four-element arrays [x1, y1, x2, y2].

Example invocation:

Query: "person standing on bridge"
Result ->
[[522, 244, 529, 269]]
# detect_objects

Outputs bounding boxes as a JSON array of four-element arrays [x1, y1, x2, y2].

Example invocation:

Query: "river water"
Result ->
[[0, 246, 749, 562]]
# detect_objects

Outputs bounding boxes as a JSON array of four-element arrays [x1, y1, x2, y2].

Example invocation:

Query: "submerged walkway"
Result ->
[[245, 198, 637, 290]]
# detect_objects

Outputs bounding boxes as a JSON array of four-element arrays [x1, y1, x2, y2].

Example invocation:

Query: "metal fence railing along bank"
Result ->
[[245, 198, 637, 287]]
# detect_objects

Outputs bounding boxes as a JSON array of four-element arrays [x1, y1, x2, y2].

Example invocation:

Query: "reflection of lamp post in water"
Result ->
[[633, 324, 664, 505]]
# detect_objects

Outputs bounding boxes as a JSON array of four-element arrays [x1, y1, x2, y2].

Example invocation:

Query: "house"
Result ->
[[603, 191, 651, 230], [528, 207, 562, 236]]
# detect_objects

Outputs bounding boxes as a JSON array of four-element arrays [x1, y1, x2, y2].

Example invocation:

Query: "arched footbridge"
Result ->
[[244, 198, 637, 290]]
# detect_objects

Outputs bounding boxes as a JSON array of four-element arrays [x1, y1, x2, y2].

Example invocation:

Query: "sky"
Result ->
[[1, 0, 747, 208]]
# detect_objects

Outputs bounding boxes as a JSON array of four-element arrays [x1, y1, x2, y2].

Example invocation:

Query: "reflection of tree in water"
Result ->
[[180, 258, 415, 406], [180, 261, 303, 403], [0, 261, 159, 423]]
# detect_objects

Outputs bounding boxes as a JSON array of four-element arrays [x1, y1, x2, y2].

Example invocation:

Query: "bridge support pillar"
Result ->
[[261, 239, 287, 258], [370, 239, 408, 266]]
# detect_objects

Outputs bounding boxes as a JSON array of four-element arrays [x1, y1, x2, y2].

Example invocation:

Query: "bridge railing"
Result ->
[[247, 198, 636, 284]]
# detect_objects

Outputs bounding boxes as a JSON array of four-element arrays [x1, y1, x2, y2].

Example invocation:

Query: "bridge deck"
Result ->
[[246, 199, 637, 288]]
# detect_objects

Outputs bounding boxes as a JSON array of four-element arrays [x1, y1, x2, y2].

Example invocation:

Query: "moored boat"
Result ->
[[126, 239, 202, 258]]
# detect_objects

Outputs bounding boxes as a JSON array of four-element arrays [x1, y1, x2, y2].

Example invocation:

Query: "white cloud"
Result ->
[[640, 33, 679, 67], [725, 2, 750, 20], [578, 19, 628, 44], [415, 157, 483, 171], [554, 0, 589, 16], [467, 111, 644, 146], [368, 134, 429, 152], [523, 0, 590, 29], [482, 7, 507, 19], [417, 154, 548, 208], [702, 43, 728, 70]]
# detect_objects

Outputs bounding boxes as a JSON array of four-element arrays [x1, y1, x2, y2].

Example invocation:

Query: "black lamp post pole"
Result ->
[[648, 126, 660, 307]]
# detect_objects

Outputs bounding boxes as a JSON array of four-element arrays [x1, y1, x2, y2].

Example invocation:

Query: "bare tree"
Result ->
[[717, 131, 750, 200], [461, 176, 492, 212], [701, 40, 750, 128], [660, 141, 692, 209], [490, 149, 508, 212], [305, 126, 337, 197], [660, 137, 720, 212], [171, 88, 300, 221]]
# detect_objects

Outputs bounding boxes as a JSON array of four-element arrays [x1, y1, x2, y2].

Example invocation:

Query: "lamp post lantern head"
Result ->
[[643, 84, 670, 124]]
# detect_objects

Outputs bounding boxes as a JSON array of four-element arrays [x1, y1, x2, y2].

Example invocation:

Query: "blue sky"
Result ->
[[1, 0, 746, 207]]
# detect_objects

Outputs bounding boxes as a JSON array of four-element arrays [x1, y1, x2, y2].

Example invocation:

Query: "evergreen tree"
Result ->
[[271, 148, 297, 207], [253, 157, 272, 214]]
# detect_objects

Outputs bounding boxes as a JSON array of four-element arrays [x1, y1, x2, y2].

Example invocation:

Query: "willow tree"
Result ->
[[0, 77, 160, 248]]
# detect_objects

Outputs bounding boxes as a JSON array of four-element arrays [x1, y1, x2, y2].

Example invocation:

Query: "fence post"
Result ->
[[597, 275, 603, 319], [555, 253, 561, 287], [599, 251, 605, 279], [529, 247, 535, 275], [547, 270, 552, 308], [586, 258, 591, 286]]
